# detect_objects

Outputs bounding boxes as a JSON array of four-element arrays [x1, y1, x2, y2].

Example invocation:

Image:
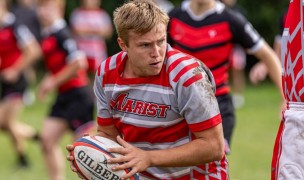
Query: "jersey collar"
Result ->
[[182, 1, 225, 21]]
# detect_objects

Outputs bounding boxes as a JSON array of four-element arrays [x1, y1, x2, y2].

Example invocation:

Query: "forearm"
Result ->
[[51, 59, 84, 87], [255, 42, 284, 98], [13, 42, 41, 72], [97, 125, 121, 142], [149, 124, 224, 167], [149, 140, 223, 167]]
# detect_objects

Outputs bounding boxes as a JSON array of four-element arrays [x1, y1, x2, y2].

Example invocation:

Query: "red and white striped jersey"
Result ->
[[94, 44, 228, 179], [281, 0, 304, 102]]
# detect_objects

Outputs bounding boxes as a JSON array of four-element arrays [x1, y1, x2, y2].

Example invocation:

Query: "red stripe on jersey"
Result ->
[[215, 87, 230, 96], [104, 51, 124, 72], [188, 114, 222, 132], [167, 49, 181, 58], [97, 117, 115, 126], [116, 51, 124, 65], [194, 156, 228, 180], [140, 171, 193, 180], [97, 64, 101, 76], [169, 19, 232, 48], [183, 73, 203, 87], [173, 62, 199, 82], [104, 56, 111, 72], [271, 116, 285, 180], [118, 120, 190, 144], [168, 56, 192, 74]]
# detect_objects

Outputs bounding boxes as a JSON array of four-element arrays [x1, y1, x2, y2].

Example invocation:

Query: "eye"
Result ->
[[140, 43, 150, 47], [157, 39, 165, 45]]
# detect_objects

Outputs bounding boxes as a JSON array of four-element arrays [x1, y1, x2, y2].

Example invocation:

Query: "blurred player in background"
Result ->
[[271, 0, 304, 179], [36, 0, 95, 179], [221, 0, 247, 109], [167, 0, 284, 154], [153, 0, 174, 13], [11, 0, 42, 106], [67, 0, 228, 179], [70, 0, 113, 78], [0, 0, 41, 168]]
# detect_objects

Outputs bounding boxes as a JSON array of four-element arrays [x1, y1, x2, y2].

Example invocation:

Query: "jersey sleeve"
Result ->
[[93, 67, 115, 126], [14, 24, 36, 48], [56, 28, 85, 63], [171, 57, 222, 132], [227, 9, 263, 54]]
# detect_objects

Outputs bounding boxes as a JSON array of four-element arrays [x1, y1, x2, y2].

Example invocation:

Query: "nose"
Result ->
[[150, 44, 160, 58]]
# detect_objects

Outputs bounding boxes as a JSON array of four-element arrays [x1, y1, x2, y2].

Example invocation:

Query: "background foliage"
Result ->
[[64, 0, 289, 57]]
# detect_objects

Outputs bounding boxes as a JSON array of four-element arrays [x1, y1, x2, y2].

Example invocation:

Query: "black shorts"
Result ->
[[49, 86, 95, 131], [216, 93, 235, 145], [0, 74, 28, 100]]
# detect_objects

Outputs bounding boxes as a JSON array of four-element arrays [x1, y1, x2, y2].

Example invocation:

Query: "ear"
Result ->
[[117, 37, 127, 52]]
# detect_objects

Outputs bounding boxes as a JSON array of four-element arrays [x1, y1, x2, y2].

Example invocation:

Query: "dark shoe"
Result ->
[[17, 154, 30, 168]]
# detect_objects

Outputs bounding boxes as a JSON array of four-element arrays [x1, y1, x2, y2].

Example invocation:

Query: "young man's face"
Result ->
[[118, 23, 167, 78]]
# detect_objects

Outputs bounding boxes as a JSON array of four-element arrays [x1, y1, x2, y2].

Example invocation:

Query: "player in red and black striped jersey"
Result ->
[[168, 0, 284, 153], [36, 0, 95, 179], [0, 0, 41, 168]]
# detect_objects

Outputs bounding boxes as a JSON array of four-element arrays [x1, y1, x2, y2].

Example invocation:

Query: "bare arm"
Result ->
[[37, 57, 87, 100], [149, 123, 224, 167], [97, 124, 121, 142], [251, 41, 284, 99]]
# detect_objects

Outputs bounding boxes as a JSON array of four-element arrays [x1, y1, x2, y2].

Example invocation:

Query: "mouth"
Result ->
[[149, 61, 161, 66]]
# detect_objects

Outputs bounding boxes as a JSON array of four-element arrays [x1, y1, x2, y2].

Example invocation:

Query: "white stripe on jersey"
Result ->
[[113, 114, 184, 128], [146, 167, 191, 179], [130, 136, 190, 150], [104, 84, 174, 95]]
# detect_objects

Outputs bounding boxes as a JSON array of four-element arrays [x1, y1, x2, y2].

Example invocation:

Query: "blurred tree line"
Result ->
[[10, 0, 289, 68]]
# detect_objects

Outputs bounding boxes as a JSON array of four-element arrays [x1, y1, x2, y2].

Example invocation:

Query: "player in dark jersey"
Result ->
[[36, 0, 95, 179], [0, 0, 41, 168], [168, 0, 284, 154]]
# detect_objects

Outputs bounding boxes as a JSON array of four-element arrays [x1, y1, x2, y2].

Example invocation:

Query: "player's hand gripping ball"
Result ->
[[72, 136, 139, 180]]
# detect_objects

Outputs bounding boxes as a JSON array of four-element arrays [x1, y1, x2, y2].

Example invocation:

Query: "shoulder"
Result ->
[[166, 45, 211, 88], [221, 7, 249, 26], [56, 26, 73, 40], [168, 5, 183, 18], [96, 51, 126, 77]]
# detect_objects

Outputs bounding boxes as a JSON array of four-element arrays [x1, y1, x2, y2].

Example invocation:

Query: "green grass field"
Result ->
[[0, 82, 281, 180]]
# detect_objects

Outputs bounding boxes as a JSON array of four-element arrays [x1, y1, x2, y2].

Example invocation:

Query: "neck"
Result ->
[[189, 0, 215, 15], [123, 60, 136, 78]]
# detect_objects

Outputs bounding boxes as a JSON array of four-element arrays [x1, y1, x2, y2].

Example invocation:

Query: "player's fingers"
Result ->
[[107, 146, 129, 155], [116, 135, 132, 148], [70, 163, 78, 172], [121, 167, 138, 180], [66, 154, 74, 161], [112, 160, 134, 172], [66, 144, 75, 151], [108, 152, 131, 165]]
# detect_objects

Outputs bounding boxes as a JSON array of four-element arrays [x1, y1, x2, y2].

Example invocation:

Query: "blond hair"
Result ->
[[113, 0, 169, 45]]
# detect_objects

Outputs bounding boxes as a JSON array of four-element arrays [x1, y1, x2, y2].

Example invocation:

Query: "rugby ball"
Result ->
[[72, 136, 139, 180]]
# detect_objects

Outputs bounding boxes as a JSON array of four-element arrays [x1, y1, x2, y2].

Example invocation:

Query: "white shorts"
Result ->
[[273, 102, 304, 180]]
